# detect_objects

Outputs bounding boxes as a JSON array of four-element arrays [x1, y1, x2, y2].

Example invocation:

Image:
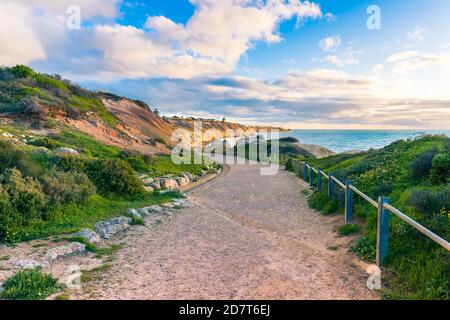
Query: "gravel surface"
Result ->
[[70, 164, 378, 300]]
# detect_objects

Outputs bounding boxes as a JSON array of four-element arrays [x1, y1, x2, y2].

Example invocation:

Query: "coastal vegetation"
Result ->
[[0, 66, 217, 244], [294, 135, 450, 299]]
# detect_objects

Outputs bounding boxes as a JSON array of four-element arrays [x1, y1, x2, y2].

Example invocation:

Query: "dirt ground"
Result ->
[[64, 164, 379, 300]]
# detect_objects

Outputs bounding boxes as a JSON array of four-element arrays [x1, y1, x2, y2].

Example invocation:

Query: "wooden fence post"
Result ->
[[317, 169, 322, 190], [376, 197, 391, 267], [345, 180, 353, 223], [309, 166, 314, 188], [328, 173, 335, 198]]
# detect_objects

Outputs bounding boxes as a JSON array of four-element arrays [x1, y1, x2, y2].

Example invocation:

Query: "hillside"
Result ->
[[300, 135, 450, 299], [0, 65, 285, 155]]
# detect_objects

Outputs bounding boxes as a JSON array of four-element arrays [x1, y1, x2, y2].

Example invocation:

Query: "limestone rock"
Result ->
[[94, 216, 131, 239], [160, 178, 179, 191], [44, 242, 86, 262], [12, 259, 48, 270], [128, 208, 142, 219], [74, 228, 101, 244], [144, 185, 155, 192], [55, 147, 79, 155], [144, 205, 164, 214]]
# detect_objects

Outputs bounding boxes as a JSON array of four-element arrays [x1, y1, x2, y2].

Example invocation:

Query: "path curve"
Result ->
[[73, 164, 378, 300]]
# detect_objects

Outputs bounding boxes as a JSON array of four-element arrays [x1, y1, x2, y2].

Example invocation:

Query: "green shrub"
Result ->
[[0, 169, 47, 222], [337, 223, 360, 236], [87, 159, 144, 197], [10, 65, 36, 79], [409, 150, 438, 181], [0, 140, 38, 176], [42, 170, 96, 205], [430, 153, 450, 185], [352, 233, 377, 261], [408, 185, 450, 218], [52, 154, 92, 172], [28, 137, 64, 150], [308, 191, 339, 215], [0, 269, 60, 300]]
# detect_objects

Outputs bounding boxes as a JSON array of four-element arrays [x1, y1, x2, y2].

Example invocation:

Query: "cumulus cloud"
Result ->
[[319, 35, 341, 52], [0, 2, 46, 66], [0, 0, 323, 80]]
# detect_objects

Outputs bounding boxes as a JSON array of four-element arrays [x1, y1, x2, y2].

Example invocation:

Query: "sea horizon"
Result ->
[[280, 129, 450, 153]]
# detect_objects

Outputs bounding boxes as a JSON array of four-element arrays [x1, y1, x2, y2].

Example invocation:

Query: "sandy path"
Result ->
[[72, 164, 378, 300]]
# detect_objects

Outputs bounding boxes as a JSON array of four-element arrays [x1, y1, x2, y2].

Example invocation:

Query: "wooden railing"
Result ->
[[285, 158, 450, 266]]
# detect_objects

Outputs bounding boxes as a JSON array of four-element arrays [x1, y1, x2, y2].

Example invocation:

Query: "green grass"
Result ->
[[0, 255, 10, 261], [80, 264, 112, 283], [0, 269, 60, 300], [51, 129, 121, 158], [336, 223, 360, 236], [7, 192, 178, 243]]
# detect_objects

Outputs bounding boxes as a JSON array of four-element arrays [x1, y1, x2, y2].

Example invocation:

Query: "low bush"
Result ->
[[0, 169, 47, 222], [0, 269, 60, 300], [408, 185, 450, 218], [430, 153, 450, 185], [337, 223, 360, 236], [87, 159, 144, 198], [41, 170, 96, 205], [409, 149, 438, 181], [0, 140, 39, 176], [308, 191, 339, 215]]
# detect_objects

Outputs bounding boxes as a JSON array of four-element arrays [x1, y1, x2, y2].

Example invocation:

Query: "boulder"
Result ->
[[144, 205, 164, 214], [150, 180, 161, 190], [171, 199, 189, 207], [127, 209, 142, 219], [94, 216, 131, 239], [160, 178, 180, 191], [161, 202, 175, 209], [142, 178, 154, 186], [176, 177, 190, 186], [144, 186, 155, 192], [75, 228, 101, 244], [44, 242, 86, 262], [55, 147, 79, 155]]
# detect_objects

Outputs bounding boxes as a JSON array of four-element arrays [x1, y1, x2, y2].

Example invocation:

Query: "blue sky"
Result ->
[[1, 0, 450, 129]]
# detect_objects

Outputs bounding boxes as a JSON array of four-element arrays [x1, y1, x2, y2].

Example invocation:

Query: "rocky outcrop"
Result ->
[[75, 228, 101, 244], [94, 216, 131, 239]]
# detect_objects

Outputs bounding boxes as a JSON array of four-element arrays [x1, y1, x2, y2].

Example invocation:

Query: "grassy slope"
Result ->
[[304, 135, 450, 300], [0, 66, 215, 244]]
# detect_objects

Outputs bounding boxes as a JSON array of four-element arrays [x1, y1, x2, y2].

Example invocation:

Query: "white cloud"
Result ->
[[373, 64, 384, 76], [387, 50, 450, 76], [321, 53, 358, 67], [0, 0, 324, 80], [0, 2, 46, 66], [319, 35, 341, 52], [407, 25, 426, 42]]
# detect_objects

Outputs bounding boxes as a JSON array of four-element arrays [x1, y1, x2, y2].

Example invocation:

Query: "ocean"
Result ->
[[279, 130, 450, 153]]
